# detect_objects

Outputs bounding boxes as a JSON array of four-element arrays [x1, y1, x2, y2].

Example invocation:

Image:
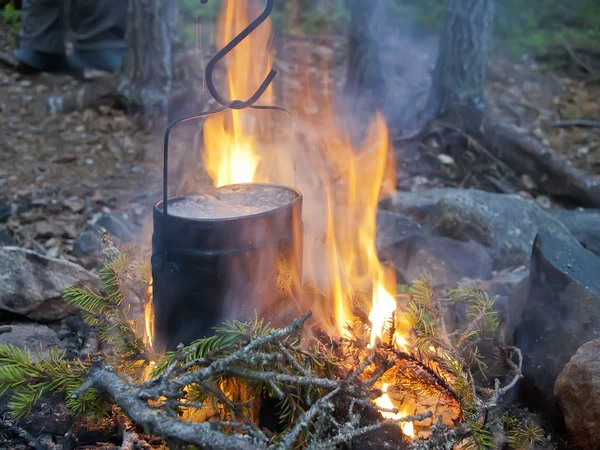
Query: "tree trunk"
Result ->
[[344, 0, 386, 103], [117, 0, 180, 115], [425, 0, 495, 128]]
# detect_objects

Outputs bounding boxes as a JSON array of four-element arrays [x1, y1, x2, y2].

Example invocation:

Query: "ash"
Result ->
[[168, 184, 296, 219]]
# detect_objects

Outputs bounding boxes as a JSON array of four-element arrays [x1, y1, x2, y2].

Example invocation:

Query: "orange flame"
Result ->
[[201, 0, 403, 349], [203, 0, 274, 187], [376, 383, 415, 438]]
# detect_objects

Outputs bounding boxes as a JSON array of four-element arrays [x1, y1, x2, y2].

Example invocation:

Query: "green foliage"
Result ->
[[0, 345, 103, 419], [502, 412, 545, 450], [463, 420, 495, 450], [400, 276, 500, 449], [1, 2, 20, 35], [178, 0, 600, 57], [63, 253, 149, 376], [152, 314, 337, 428], [0, 245, 151, 419], [385, 0, 600, 57]]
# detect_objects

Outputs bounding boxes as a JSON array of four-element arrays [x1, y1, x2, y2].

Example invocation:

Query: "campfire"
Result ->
[[147, 0, 489, 444], [0, 1, 525, 449]]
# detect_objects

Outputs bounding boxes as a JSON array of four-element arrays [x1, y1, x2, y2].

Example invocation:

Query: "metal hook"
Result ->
[[204, 0, 277, 109]]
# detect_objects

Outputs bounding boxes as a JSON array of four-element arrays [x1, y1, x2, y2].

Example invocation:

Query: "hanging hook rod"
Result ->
[[204, 0, 277, 109]]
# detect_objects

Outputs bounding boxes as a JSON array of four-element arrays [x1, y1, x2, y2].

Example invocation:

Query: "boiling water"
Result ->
[[168, 184, 296, 219]]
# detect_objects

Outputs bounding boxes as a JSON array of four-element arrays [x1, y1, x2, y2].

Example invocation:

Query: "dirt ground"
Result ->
[[1, 23, 599, 266]]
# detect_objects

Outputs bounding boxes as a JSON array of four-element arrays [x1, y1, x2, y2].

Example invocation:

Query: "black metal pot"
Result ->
[[151, 183, 303, 352]]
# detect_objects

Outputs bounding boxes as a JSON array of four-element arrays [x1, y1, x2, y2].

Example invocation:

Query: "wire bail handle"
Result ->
[[161, 0, 287, 268]]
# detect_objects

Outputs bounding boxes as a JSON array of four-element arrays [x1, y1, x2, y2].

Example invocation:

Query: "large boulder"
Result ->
[[514, 232, 600, 402], [376, 209, 424, 252], [380, 234, 493, 291], [459, 267, 529, 342], [550, 208, 600, 257], [0, 247, 98, 321], [382, 188, 464, 222], [376, 208, 493, 291], [427, 190, 579, 269], [0, 323, 62, 361], [555, 338, 600, 449]]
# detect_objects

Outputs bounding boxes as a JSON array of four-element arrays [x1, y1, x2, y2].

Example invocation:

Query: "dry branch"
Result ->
[[70, 313, 427, 449], [433, 115, 600, 207], [481, 117, 600, 207], [46, 78, 119, 114], [550, 119, 600, 129]]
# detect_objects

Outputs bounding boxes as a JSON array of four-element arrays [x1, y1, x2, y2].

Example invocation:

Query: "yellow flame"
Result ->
[[200, 0, 406, 350], [369, 282, 398, 347], [145, 285, 154, 350], [376, 383, 414, 438], [203, 0, 274, 187]]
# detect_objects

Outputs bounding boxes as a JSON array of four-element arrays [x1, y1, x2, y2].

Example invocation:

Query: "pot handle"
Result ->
[[161, 0, 289, 268]]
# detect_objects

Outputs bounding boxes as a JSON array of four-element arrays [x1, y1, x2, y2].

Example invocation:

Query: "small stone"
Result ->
[[520, 174, 537, 190], [46, 246, 60, 258], [62, 196, 85, 213], [518, 190, 533, 200], [19, 80, 32, 87], [73, 229, 101, 258], [535, 195, 551, 209], [437, 154, 455, 165], [85, 159, 94, 165], [577, 146, 590, 156]]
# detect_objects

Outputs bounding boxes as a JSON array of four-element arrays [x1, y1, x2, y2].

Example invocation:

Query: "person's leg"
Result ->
[[15, 0, 73, 72], [69, 0, 127, 72]]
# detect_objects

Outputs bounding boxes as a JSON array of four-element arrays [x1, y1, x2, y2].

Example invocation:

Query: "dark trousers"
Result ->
[[17, 0, 126, 71]]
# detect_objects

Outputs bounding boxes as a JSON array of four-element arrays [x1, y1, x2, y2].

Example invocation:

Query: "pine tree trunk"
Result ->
[[425, 0, 495, 128], [344, 0, 385, 102], [117, 0, 179, 115]]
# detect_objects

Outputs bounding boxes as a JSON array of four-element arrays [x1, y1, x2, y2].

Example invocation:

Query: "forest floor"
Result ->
[[1, 23, 599, 266]]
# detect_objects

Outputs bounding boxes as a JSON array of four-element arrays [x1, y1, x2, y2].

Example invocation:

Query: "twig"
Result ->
[[0, 420, 46, 450], [478, 346, 523, 407], [73, 364, 268, 450], [550, 119, 600, 129], [436, 120, 512, 172], [562, 40, 598, 77], [307, 412, 433, 450]]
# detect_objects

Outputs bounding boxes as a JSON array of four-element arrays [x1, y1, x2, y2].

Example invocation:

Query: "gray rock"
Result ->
[[94, 213, 136, 242], [555, 338, 600, 449], [376, 209, 423, 252], [459, 267, 529, 342], [73, 228, 102, 257], [382, 188, 463, 222], [0, 226, 15, 246], [550, 208, 600, 256], [428, 190, 579, 269], [380, 234, 493, 291], [0, 323, 62, 361], [515, 232, 600, 402], [0, 247, 98, 321]]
